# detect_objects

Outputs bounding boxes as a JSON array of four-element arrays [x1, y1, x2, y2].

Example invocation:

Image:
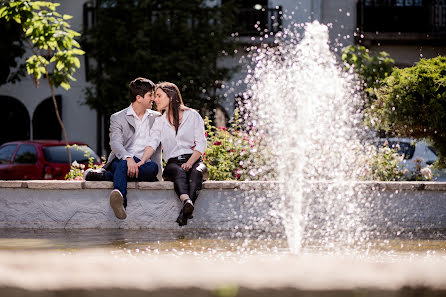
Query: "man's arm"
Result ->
[[109, 114, 138, 178]]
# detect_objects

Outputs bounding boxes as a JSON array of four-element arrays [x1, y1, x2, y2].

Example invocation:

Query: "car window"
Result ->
[[389, 141, 415, 160], [14, 144, 38, 164], [43, 145, 100, 163], [428, 146, 438, 156], [379, 140, 415, 160], [0, 145, 17, 164]]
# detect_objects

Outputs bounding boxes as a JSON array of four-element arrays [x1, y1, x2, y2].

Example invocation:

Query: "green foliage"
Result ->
[[65, 144, 105, 180], [0, 0, 85, 89], [342, 45, 394, 106], [203, 110, 275, 181], [82, 0, 238, 116], [372, 56, 446, 167], [361, 144, 433, 181], [361, 145, 406, 181]]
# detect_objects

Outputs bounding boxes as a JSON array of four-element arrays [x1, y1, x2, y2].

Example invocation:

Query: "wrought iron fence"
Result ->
[[234, 7, 282, 36], [357, 0, 446, 33]]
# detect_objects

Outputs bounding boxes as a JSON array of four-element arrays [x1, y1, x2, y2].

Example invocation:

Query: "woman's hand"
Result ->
[[136, 161, 144, 167], [181, 162, 193, 171]]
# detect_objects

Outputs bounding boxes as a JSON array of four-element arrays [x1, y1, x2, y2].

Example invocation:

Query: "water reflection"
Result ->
[[0, 229, 445, 261]]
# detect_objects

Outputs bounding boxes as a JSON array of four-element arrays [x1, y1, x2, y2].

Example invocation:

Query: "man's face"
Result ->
[[142, 90, 155, 109]]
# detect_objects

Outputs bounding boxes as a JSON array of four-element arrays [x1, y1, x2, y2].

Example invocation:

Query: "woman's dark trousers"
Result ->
[[162, 156, 207, 203]]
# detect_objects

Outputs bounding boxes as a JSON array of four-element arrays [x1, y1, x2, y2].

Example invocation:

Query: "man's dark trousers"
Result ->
[[104, 156, 158, 208]]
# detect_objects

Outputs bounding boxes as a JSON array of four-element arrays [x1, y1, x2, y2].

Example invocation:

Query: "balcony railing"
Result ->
[[357, 0, 446, 43], [234, 7, 283, 36]]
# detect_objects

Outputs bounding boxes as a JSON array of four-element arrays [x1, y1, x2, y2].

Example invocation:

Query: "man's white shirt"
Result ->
[[125, 104, 151, 160]]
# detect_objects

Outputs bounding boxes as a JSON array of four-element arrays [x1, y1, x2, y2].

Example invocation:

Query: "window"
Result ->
[[14, 144, 37, 164], [43, 145, 100, 163], [0, 145, 17, 164]]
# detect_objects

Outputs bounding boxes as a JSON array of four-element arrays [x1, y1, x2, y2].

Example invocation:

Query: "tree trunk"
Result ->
[[46, 74, 72, 165]]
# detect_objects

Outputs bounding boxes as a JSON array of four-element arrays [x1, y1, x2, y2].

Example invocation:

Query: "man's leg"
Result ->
[[110, 159, 129, 205], [105, 159, 128, 220], [136, 157, 158, 182]]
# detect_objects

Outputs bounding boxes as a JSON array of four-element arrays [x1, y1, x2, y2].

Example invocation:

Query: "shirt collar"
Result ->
[[127, 104, 149, 121]]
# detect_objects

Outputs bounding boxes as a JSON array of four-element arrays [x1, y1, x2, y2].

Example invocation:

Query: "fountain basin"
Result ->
[[0, 250, 446, 297], [0, 180, 445, 232]]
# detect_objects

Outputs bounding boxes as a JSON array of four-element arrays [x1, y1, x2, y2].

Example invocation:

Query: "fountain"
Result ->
[[237, 21, 371, 253]]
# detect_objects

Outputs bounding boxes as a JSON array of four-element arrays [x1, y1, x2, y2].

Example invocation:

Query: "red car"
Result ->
[[0, 140, 100, 180]]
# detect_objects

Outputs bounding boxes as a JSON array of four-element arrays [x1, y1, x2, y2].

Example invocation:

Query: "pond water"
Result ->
[[1, 229, 445, 263]]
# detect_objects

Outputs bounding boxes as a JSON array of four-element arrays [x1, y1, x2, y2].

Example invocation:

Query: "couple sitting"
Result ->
[[84, 77, 207, 226]]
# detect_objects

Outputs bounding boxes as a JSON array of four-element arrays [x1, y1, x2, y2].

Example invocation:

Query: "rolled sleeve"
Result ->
[[193, 112, 207, 154], [147, 117, 162, 151]]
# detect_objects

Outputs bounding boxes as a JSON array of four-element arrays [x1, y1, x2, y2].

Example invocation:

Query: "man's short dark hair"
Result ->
[[129, 77, 155, 102]]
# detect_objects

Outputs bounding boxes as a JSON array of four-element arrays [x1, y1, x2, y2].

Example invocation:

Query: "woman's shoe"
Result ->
[[176, 209, 188, 226], [182, 199, 194, 219]]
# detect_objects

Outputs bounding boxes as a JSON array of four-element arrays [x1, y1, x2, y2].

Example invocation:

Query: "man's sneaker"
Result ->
[[109, 189, 127, 220], [83, 168, 106, 181]]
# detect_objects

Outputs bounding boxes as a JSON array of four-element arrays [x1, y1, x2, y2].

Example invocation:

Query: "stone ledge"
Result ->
[[1, 180, 446, 191]]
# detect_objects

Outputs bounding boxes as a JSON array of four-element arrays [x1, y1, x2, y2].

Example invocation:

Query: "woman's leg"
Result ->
[[188, 161, 207, 203], [163, 162, 189, 200], [163, 161, 194, 226]]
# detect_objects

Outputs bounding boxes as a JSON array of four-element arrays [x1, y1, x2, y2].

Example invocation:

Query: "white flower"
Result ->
[[72, 161, 79, 167], [421, 167, 432, 180]]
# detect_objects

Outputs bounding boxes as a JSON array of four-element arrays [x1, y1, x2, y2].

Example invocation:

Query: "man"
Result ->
[[84, 77, 162, 219]]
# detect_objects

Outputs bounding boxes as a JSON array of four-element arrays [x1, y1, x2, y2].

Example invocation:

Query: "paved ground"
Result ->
[[1, 250, 446, 296]]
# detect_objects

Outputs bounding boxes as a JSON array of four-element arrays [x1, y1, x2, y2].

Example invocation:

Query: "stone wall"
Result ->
[[0, 181, 445, 233]]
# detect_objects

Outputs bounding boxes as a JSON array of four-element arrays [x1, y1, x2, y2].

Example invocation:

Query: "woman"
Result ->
[[137, 82, 207, 226]]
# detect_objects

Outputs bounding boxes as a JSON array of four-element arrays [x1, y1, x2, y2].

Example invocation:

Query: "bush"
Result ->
[[372, 56, 446, 167], [342, 45, 394, 106], [203, 111, 275, 181], [65, 144, 105, 180]]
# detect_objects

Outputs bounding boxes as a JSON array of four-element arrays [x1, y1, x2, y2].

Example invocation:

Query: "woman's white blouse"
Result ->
[[147, 109, 207, 162]]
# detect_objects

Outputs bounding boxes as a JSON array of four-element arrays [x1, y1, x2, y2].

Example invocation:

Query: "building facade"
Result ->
[[1, 0, 445, 155]]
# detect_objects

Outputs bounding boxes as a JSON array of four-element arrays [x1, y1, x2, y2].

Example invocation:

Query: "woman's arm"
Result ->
[[181, 150, 202, 171], [181, 111, 207, 171], [136, 117, 162, 166], [137, 146, 155, 166]]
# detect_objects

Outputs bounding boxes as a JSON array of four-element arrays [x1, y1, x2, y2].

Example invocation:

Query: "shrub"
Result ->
[[342, 45, 394, 106], [203, 110, 275, 181], [65, 144, 105, 180], [372, 56, 446, 167]]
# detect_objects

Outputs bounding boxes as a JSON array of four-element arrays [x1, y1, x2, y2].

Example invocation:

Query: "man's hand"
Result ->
[[126, 157, 139, 178], [181, 162, 193, 172]]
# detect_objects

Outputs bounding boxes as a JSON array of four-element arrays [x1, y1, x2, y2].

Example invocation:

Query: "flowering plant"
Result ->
[[361, 145, 406, 181], [361, 143, 433, 181], [65, 144, 105, 180], [203, 110, 275, 181]]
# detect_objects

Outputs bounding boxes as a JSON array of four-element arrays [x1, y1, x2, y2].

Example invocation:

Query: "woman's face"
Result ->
[[155, 88, 170, 111]]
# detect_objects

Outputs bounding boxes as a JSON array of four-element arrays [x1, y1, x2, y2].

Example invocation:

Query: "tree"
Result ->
[[82, 0, 238, 132], [1, 0, 85, 164], [373, 56, 446, 167], [0, 19, 26, 85], [342, 45, 394, 107]]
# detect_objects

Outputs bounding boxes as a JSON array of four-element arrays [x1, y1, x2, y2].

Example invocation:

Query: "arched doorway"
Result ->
[[0, 96, 30, 145], [32, 96, 62, 140]]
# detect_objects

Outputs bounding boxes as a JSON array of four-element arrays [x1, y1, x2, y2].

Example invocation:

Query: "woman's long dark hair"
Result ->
[[156, 82, 188, 133]]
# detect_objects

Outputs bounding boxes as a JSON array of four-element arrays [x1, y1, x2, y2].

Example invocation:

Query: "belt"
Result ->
[[168, 154, 193, 163]]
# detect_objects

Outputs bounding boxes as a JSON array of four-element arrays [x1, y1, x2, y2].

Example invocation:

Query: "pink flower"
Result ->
[[75, 176, 83, 180], [218, 126, 227, 131]]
